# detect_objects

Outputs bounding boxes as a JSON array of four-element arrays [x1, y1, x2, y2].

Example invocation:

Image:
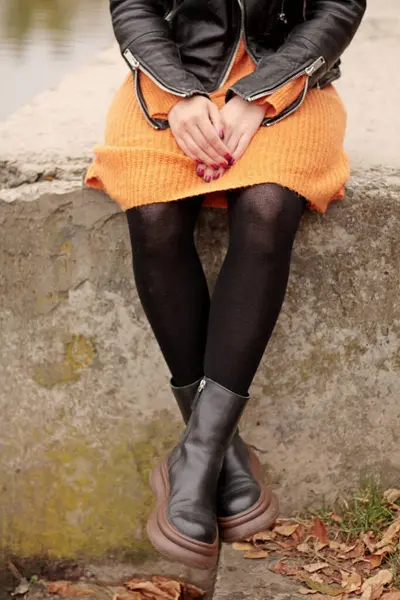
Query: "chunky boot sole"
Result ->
[[147, 458, 219, 570], [218, 451, 279, 543]]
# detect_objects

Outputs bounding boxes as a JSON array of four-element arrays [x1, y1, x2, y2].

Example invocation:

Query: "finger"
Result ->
[[232, 133, 252, 162], [189, 125, 230, 169], [203, 166, 215, 183], [196, 163, 206, 178], [197, 117, 233, 164], [183, 133, 220, 167], [225, 130, 241, 162], [208, 102, 225, 141], [212, 166, 225, 181], [173, 135, 199, 161]]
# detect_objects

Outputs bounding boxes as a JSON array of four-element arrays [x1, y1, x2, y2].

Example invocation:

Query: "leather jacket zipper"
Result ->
[[216, 0, 243, 89], [124, 48, 202, 98], [134, 70, 161, 130], [261, 56, 325, 126], [244, 55, 325, 102]]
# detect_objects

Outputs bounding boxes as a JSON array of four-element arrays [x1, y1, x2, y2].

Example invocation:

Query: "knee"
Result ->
[[127, 203, 190, 257], [230, 185, 303, 256]]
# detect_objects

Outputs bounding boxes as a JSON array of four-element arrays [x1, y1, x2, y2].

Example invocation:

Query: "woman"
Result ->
[[87, 0, 366, 570]]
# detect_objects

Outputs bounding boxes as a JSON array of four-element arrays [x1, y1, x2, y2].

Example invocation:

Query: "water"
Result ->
[[0, 0, 114, 121]]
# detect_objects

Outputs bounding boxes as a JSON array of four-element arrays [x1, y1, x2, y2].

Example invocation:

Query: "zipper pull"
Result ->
[[198, 378, 206, 394], [278, 12, 288, 24], [305, 56, 326, 76], [123, 49, 139, 70]]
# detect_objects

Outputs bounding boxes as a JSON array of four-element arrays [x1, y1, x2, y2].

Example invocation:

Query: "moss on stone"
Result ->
[[0, 412, 180, 562], [31, 334, 96, 388]]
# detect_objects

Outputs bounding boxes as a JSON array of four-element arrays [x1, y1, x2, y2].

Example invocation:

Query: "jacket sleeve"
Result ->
[[110, 0, 207, 97], [229, 0, 366, 109]]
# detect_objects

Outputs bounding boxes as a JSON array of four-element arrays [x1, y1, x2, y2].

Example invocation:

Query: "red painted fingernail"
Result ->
[[197, 168, 204, 177], [228, 157, 235, 166], [195, 159, 202, 164], [214, 172, 221, 180], [224, 153, 232, 161], [205, 175, 211, 183], [211, 163, 219, 170], [219, 130, 225, 139], [220, 162, 229, 169]]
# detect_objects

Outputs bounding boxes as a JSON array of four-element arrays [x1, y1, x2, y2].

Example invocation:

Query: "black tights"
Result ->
[[126, 184, 305, 396]]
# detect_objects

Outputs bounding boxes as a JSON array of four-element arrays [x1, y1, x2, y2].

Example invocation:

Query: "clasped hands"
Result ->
[[168, 95, 266, 183]]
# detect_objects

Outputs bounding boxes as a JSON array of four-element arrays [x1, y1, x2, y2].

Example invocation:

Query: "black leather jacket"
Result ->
[[110, 0, 366, 129]]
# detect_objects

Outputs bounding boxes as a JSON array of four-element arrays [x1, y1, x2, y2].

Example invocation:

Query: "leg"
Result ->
[[147, 186, 303, 568], [204, 184, 305, 395], [126, 197, 209, 387]]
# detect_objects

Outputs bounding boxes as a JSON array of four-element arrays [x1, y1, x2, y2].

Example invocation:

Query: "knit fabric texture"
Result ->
[[86, 40, 349, 213]]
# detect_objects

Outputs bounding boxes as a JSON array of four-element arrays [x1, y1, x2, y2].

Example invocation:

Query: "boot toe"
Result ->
[[169, 510, 217, 544], [218, 484, 261, 518]]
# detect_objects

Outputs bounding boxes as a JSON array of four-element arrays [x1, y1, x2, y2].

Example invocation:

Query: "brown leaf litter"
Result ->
[[233, 488, 400, 600], [45, 576, 204, 600]]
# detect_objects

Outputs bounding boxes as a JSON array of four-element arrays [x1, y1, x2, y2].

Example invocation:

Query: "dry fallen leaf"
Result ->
[[297, 542, 312, 553], [362, 532, 377, 553], [371, 586, 385, 600], [48, 582, 95, 597], [113, 593, 142, 600], [384, 489, 400, 504], [366, 554, 384, 569], [312, 518, 329, 545], [345, 540, 366, 559], [361, 570, 393, 593], [272, 561, 299, 576], [251, 530, 276, 542], [376, 519, 400, 549], [374, 544, 396, 556], [274, 522, 300, 537], [181, 582, 204, 600], [11, 579, 30, 597], [125, 578, 181, 600], [329, 541, 341, 551], [244, 549, 269, 559], [232, 542, 254, 551], [303, 563, 330, 574], [314, 541, 329, 552], [381, 592, 400, 600], [297, 574, 343, 597], [361, 588, 373, 600], [330, 514, 344, 524], [340, 571, 362, 593]]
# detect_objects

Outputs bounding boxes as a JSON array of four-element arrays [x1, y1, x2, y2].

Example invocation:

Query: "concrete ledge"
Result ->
[[1, 169, 400, 566]]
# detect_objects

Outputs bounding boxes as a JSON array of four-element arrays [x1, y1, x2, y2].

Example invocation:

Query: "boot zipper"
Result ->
[[198, 378, 206, 394]]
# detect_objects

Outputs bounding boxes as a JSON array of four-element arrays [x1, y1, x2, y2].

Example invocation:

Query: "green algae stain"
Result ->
[[31, 334, 96, 389], [0, 414, 180, 561]]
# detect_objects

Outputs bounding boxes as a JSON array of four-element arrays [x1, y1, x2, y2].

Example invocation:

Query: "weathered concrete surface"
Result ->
[[0, 0, 399, 593], [213, 546, 304, 600], [0, 187, 216, 593]]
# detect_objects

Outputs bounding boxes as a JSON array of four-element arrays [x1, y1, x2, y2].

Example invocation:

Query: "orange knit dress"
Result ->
[[86, 40, 349, 213]]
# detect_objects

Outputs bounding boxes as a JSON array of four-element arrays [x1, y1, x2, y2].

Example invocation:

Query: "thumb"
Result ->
[[208, 102, 225, 139]]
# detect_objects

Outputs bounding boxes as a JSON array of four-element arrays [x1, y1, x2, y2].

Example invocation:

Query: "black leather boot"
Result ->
[[147, 378, 249, 569], [171, 378, 279, 543]]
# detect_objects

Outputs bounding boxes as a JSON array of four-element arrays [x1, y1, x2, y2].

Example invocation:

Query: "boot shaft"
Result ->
[[182, 378, 249, 452], [170, 378, 201, 424]]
